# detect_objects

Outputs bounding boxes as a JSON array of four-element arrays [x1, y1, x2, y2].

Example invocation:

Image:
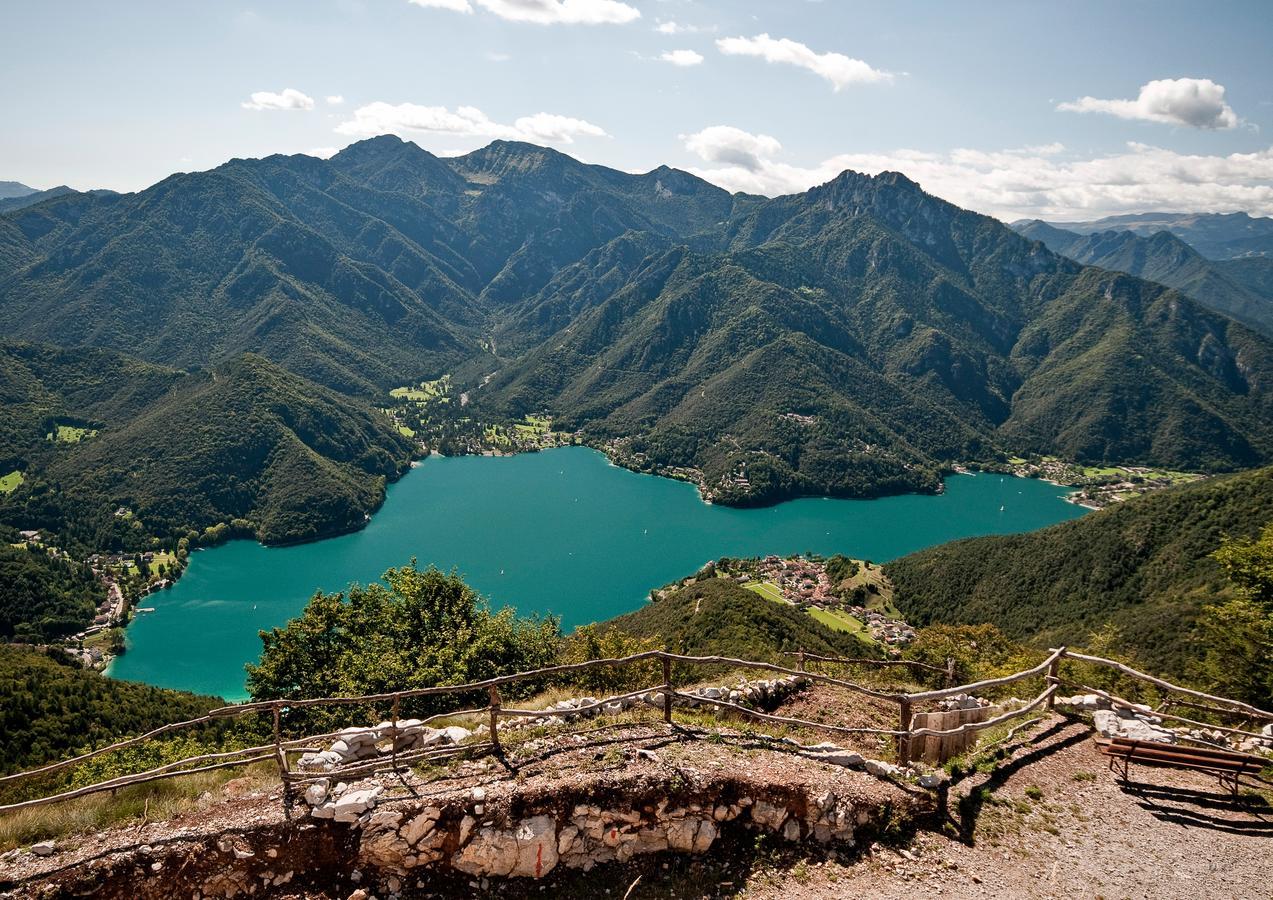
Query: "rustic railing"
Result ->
[[2, 647, 1270, 815]]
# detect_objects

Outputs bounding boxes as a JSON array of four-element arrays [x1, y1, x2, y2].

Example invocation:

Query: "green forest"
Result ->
[[0, 538, 104, 643], [886, 466, 1273, 677]]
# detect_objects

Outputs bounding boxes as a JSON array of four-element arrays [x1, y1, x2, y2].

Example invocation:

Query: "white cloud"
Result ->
[[512, 112, 608, 143], [660, 49, 704, 67], [485, 51, 512, 62], [408, 0, 473, 11], [410, 0, 639, 24], [716, 33, 892, 90], [656, 20, 710, 35], [241, 88, 315, 111], [335, 102, 607, 144], [682, 126, 1273, 220], [682, 126, 782, 171], [326, 95, 345, 106], [1058, 77, 1239, 130], [308, 147, 340, 159]]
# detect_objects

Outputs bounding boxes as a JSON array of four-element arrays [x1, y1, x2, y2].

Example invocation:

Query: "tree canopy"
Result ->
[[245, 563, 561, 721]]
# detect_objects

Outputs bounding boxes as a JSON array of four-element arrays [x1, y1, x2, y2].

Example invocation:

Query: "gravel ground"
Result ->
[[743, 715, 1273, 900]]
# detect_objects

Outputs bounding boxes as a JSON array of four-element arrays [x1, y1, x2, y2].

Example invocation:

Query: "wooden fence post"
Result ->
[[271, 703, 289, 806], [1045, 648, 1064, 710], [945, 657, 956, 688], [488, 685, 502, 755], [389, 693, 401, 773], [797, 649, 806, 672], [897, 697, 912, 765], [662, 656, 673, 724]]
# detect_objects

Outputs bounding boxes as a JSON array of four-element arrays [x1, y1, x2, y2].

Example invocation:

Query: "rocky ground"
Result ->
[[743, 716, 1273, 900], [4, 692, 1270, 899]]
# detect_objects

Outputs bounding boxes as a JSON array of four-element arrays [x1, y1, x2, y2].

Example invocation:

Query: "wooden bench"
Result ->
[[1095, 736, 1268, 796]]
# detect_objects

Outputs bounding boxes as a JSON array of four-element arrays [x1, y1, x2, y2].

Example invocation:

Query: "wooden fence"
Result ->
[[3, 647, 1271, 815]]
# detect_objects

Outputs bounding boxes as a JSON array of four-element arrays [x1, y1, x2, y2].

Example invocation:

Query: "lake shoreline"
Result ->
[[107, 446, 1087, 699]]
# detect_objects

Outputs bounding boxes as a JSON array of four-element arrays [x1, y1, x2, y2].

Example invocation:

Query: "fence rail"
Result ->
[[3, 646, 1268, 815]]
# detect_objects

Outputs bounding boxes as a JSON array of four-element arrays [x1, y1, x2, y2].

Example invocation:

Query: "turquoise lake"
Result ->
[[108, 446, 1087, 699]]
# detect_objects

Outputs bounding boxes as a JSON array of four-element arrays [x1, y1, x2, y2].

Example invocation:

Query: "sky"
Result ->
[[2, 0, 1271, 221]]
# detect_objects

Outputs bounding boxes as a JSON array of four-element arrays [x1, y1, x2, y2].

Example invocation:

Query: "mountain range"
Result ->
[[1011, 220, 1273, 337], [1030, 211, 1273, 260], [3, 136, 1273, 513]]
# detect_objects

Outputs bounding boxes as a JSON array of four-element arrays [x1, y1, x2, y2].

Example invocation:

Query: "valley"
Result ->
[[5, 6, 1273, 897], [104, 446, 1083, 698]]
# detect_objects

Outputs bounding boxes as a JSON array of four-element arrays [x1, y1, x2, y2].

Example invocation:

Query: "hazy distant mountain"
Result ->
[[3, 137, 1273, 505], [0, 185, 105, 214], [1013, 220, 1273, 336], [1030, 212, 1273, 260], [0, 181, 37, 200]]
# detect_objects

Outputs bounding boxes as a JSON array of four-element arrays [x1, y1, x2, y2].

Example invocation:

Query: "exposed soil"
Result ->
[[2, 722, 924, 898], [5, 698, 1270, 899], [742, 715, 1273, 900]]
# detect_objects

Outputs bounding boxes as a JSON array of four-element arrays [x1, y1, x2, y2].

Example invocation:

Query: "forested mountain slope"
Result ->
[[0, 138, 745, 394], [0, 646, 221, 774], [0, 537, 106, 643], [479, 169, 1273, 503], [5, 138, 1273, 505], [885, 466, 1273, 676], [1, 351, 414, 550], [1012, 220, 1273, 336]]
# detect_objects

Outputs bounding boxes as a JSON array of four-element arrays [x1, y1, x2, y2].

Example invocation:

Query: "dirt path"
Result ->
[[744, 716, 1273, 900]]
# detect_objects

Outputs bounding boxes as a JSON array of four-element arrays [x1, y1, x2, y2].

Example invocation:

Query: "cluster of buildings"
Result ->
[[848, 607, 916, 646], [748, 555, 836, 604], [734, 555, 917, 647]]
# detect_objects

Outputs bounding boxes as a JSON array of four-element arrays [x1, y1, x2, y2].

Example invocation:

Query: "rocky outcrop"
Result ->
[[1056, 694, 1273, 753], [5, 726, 924, 900], [295, 675, 811, 777]]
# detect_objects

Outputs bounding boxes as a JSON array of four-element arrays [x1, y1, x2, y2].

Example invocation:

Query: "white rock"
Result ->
[[440, 726, 472, 744], [865, 759, 903, 778], [333, 788, 381, 823], [30, 841, 55, 857]]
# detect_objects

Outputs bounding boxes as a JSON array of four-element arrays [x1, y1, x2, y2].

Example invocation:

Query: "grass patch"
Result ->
[[0, 471, 23, 494], [808, 607, 867, 635], [0, 762, 277, 852], [48, 425, 97, 444], [390, 376, 451, 403], [146, 551, 177, 577], [744, 582, 786, 604]]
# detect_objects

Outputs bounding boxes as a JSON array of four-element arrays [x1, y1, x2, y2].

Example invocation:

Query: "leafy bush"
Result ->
[[246, 563, 561, 728]]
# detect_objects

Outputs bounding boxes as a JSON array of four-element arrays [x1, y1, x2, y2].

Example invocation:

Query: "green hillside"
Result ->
[[0, 342, 186, 474], [0, 645, 221, 775], [0, 537, 106, 643], [2, 353, 415, 550], [1013, 220, 1273, 336], [885, 466, 1273, 676], [608, 577, 872, 660]]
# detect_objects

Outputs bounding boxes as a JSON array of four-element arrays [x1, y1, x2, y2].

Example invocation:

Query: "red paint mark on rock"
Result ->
[[535, 843, 543, 877]]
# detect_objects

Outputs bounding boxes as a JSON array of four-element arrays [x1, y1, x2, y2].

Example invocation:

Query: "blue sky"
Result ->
[[2, 0, 1270, 220]]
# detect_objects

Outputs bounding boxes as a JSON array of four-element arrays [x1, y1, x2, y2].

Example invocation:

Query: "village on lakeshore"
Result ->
[[654, 553, 917, 649], [991, 456, 1206, 509], [10, 528, 181, 671]]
